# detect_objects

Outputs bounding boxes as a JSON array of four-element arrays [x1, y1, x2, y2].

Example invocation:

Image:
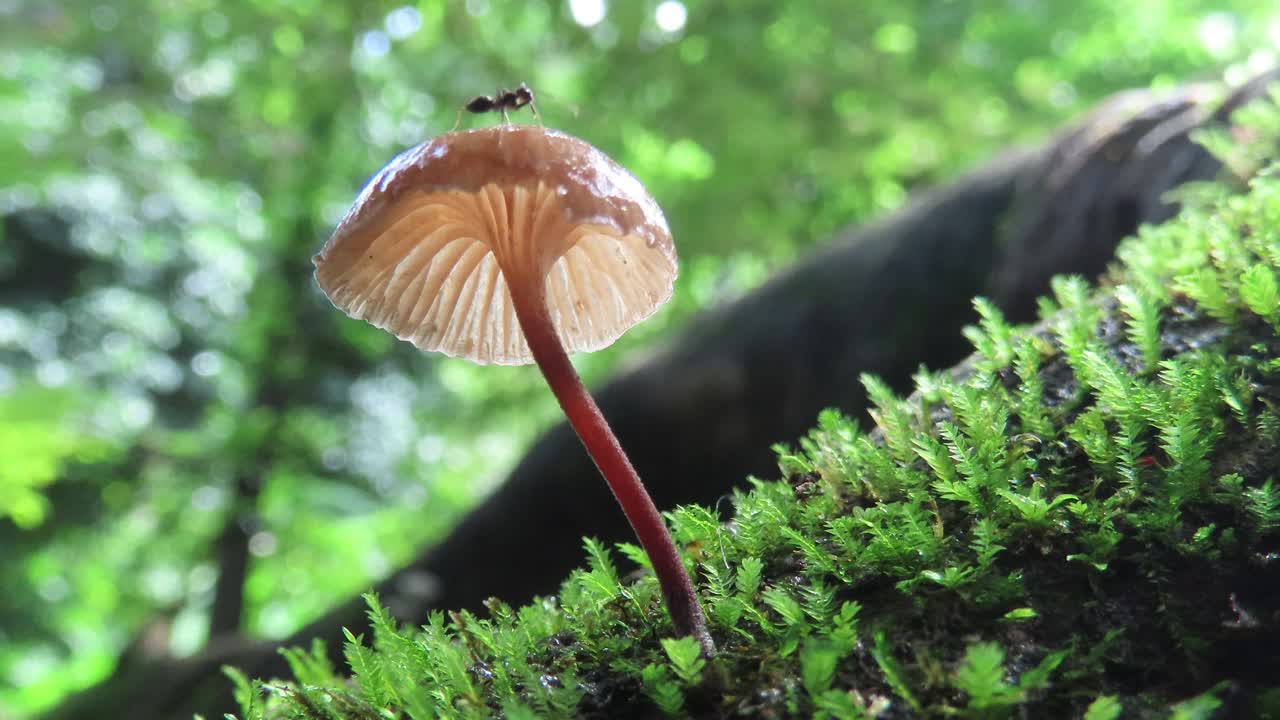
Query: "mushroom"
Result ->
[[313, 124, 714, 655]]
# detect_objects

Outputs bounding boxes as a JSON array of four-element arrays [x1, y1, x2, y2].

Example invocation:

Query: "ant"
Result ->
[[454, 83, 540, 129]]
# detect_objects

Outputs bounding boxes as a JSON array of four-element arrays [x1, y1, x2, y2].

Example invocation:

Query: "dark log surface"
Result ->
[[42, 69, 1279, 720]]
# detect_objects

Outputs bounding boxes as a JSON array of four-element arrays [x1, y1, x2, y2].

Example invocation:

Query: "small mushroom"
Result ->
[[313, 124, 714, 655]]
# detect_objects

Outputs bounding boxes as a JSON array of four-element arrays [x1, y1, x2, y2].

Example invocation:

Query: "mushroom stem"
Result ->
[[509, 279, 715, 657]]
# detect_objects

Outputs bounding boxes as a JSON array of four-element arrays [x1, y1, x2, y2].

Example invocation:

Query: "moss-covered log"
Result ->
[[230, 81, 1280, 718]]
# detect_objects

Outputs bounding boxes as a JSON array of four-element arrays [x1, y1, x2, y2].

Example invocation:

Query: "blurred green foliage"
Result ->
[[0, 0, 1276, 715]]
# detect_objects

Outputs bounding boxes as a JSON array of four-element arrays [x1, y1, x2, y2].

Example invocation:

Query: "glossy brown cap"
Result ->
[[313, 125, 677, 365]]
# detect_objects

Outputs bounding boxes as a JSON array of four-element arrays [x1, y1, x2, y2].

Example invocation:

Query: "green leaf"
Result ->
[[342, 629, 396, 709], [616, 541, 654, 571], [660, 636, 706, 685], [737, 556, 764, 598], [1001, 607, 1038, 622], [1169, 689, 1223, 720], [1243, 479, 1280, 531], [1115, 284, 1163, 371], [1084, 695, 1123, 720], [997, 484, 1079, 526], [800, 639, 843, 697], [1240, 264, 1280, 320], [954, 642, 1014, 709], [920, 565, 975, 589], [640, 663, 684, 716], [578, 537, 623, 604], [963, 297, 1017, 369], [1018, 649, 1067, 690], [278, 639, 337, 687], [1176, 267, 1236, 324], [870, 633, 921, 712], [222, 665, 263, 720], [763, 587, 806, 628]]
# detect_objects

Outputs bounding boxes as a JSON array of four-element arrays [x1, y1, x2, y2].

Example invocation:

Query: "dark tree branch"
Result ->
[[208, 473, 259, 638]]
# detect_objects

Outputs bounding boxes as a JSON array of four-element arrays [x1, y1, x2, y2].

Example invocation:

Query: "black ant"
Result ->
[[454, 83, 540, 129]]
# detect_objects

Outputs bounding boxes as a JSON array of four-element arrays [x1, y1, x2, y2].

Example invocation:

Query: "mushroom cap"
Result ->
[[313, 125, 677, 365]]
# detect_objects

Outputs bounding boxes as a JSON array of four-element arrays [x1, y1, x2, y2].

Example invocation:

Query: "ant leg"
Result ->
[[501, 108, 510, 125], [530, 101, 542, 126], [451, 108, 464, 132]]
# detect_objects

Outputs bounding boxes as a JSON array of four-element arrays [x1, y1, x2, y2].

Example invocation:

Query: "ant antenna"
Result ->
[[516, 83, 542, 125]]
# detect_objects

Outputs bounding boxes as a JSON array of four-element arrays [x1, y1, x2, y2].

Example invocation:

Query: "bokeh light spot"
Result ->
[[569, 0, 606, 28], [1199, 13, 1238, 58], [249, 531, 278, 557], [360, 30, 391, 58], [385, 6, 422, 40], [655, 1, 687, 33]]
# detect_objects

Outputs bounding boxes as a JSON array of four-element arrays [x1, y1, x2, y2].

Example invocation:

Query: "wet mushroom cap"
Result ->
[[313, 124, 677, 365]]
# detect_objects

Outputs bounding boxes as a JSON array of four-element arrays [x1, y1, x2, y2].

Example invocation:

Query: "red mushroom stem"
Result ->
[[508, 277, 715, 657]]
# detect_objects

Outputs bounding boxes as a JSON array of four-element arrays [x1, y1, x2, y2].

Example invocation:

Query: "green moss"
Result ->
[[227, 96, 1280, 719]]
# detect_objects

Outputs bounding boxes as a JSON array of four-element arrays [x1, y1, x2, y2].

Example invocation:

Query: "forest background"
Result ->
[[2, 1, 1278, 716]]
